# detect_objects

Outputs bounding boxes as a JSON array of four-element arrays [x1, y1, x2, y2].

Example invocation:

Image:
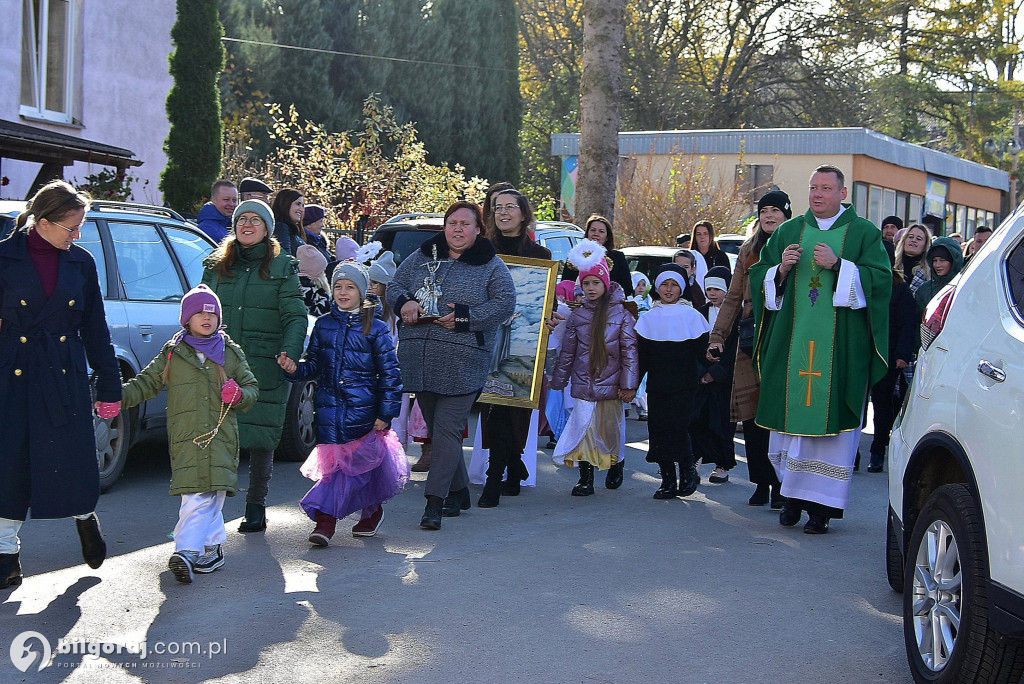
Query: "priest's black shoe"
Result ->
[[804, 514, 830, 534], [442, 487, 472, 517], [0, 553, 22, 590], [420, 496, 443, 530], [748, 483, 769, 506], [605, 461, 625, 489], [571, 462, 595, 496], [76, 514, 107, 569], [779, 501, 802, 527]]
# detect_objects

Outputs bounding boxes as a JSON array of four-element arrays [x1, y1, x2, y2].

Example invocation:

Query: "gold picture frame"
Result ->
[[479, 255, 559, 409]]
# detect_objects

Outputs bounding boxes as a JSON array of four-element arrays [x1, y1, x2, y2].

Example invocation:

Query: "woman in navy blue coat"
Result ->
[[0, 181, 122, 590]]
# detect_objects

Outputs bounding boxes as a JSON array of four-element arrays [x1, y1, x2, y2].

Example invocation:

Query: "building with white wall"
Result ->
[[0, 0, 175, 203]]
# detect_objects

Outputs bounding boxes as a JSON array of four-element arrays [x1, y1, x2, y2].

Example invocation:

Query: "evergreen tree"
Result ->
[[161, 0, 226, 212]]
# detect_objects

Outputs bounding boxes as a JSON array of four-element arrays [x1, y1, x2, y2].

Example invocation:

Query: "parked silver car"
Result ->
[[0, 200, 317, 491]]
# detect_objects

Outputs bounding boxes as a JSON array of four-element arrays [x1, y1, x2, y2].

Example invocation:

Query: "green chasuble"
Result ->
[[749, 205, 891, 436]]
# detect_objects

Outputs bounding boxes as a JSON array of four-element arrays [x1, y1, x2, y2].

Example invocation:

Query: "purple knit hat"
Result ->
[[180, 284, 222, 327]]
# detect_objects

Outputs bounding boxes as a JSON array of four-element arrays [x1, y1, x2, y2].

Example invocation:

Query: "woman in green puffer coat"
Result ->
[[202, 200, 308, 533], [121, 284, 259, 582]]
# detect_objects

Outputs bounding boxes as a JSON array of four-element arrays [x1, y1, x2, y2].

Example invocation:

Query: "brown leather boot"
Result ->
[[411, 442, 432, 472]]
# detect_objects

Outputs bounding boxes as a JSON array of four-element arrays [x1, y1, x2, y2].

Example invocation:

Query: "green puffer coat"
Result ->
[[121, 337, 259, 495], [202, 243, 308, 451]]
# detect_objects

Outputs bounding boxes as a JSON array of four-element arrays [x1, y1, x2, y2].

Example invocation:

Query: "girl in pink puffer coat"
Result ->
[[551, 241, 639, 497]]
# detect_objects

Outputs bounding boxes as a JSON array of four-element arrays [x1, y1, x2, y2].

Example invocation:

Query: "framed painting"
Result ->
[[479, 255, 559, 409]]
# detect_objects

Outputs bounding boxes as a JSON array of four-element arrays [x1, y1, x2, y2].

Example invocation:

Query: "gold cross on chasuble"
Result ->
[[798, 340, 822, 406]]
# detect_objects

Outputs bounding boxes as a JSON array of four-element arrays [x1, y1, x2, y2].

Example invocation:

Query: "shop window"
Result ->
[[909, 195, 924, 225], [883, 188, 896, 216], [20, 0, 76, 124], [853, 182, 868, 218], [869, 186, 882, 226]]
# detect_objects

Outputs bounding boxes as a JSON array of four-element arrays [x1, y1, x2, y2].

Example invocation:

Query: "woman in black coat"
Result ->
[[477, 189, 552, 508], [561, 214, 633, 294], [0, 181, 122, 590], [271, 187, 306, 256], [692, 220, 731, 271]]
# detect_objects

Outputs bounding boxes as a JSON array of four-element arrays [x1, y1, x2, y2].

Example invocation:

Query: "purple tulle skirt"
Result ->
[[299, 429, 410, 521]]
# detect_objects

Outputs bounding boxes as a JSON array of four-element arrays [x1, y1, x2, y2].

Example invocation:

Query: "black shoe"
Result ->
[[748, 484, 770, 506], [605, 461, 625, 489], [770, 486, 788, 510], [442, 487, 472, 517], [653, 463, 677, 499], [867, 454, 884, 473], [478, 478, 502, 508], [76, 514, 106, 569], [853, 451, 861, 472], [238, 503, 267, 533], [0, 553, 22, 590], [804, 514, 830, 534], [779, 501, 802, 527], [502, 459, 529, 495], [420, 497, 443, 530], [678, 465, 700, 497], [571, 462, 595, 496]]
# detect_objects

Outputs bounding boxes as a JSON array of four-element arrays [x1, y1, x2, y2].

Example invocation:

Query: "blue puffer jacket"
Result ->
[[286, 304, 403, 444]]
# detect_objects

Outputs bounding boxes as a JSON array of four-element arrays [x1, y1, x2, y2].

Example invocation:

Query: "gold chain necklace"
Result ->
[[192, 385, 240, 449]]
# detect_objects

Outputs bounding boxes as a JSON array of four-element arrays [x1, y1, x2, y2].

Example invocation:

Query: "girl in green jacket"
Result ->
[[121, 285, 258, 584]]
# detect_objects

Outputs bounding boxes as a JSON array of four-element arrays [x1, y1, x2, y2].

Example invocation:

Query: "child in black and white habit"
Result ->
[[693, 265, 739, 484], [636, 264, 711, 499]]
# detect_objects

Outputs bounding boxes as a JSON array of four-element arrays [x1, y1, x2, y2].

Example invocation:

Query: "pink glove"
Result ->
[[96, 402, 121, 419], [221, 379, 242, 405]]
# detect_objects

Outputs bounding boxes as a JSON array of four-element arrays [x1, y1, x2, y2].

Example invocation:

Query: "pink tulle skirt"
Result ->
[[299, 429, 410, 521]]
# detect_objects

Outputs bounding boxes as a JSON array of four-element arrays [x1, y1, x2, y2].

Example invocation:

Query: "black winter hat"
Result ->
[[881, 215, 904, 231], [757, 190, 792, 219], [239, 177, 272, 195]]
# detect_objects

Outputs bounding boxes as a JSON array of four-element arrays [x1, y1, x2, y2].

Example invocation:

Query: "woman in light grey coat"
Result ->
[[387, 201, 516, 530]]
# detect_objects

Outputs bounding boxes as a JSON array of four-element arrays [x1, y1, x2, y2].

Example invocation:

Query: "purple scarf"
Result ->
[[173, 329, 226, 366]]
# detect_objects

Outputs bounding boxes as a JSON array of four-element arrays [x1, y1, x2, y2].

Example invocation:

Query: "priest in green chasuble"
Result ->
[[750, 165, 891, 534]]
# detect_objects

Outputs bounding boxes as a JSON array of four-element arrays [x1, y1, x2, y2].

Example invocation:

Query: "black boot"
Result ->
[[502, 457, 530, 496], [804, 514, 830, 534], [478, 477, 502, 508], [770, 483, 788, 510], [0, 553, 22, 590], [779, 500, 802, 527], [653, 462, 678, 499], [571, 462, 595, 496], [867, 453, 885, 473], [76, 514, 106, 569], [420, 496, 443, 530], [238, 503, 267, 533], [748, 483, 770, 506], [605, 460, 625, 489], [442, 487, 472, 517], [678, 461, 700, 497]]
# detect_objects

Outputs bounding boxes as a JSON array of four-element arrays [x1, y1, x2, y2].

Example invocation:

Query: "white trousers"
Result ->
[[0, 513, 97, 554], [173, 492, 227, 553]]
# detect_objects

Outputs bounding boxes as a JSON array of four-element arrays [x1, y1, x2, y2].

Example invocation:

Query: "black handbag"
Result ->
[[738, 315, 755, 356]]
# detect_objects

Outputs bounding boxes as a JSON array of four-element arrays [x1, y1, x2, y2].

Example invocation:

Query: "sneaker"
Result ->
[[168, 551, 197, 584], [193, 545, 225, 574], [709, 467, 730, 483], [352, 507, 385, 537]]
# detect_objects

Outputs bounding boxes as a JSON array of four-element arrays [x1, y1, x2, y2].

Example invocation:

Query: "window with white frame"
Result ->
[[20, 0, 76, 124]]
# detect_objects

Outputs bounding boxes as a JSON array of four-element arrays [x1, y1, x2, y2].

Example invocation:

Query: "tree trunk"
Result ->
[[576, 0, 625, 225]]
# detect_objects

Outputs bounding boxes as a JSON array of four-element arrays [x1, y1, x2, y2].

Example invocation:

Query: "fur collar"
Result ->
[[419, 231, 497, 266]]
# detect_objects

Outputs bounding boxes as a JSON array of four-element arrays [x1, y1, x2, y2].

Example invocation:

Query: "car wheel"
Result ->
[[887, 512, 904, 593], [903, 483, 1024, 683], [95, 406, 129, 492], [277, 379, 317, 462]]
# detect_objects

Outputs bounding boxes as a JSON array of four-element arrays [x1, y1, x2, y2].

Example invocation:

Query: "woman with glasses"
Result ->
[[475, 189, 552, 507], [202, 200, 308, 533], [0, 180, 123, 590]]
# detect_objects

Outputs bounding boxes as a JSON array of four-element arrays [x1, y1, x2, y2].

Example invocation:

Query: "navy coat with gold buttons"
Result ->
[[0, 229, 122, 520]]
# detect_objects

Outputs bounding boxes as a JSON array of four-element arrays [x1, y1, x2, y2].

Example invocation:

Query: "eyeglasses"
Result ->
[[236, 216, 265, 226], [50, 219, 84, 234], [493, 203, 520, 214]]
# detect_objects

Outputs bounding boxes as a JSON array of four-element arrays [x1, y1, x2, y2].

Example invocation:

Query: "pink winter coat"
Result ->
[[552, 282, 640, 401]]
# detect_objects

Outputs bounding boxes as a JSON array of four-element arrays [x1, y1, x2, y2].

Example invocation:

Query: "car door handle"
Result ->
[[139, 324, 153, 342], [978, 360, 1005, 383]]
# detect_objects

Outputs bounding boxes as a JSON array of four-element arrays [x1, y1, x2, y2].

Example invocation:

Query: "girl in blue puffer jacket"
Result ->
[[278, 260, 407, 546]]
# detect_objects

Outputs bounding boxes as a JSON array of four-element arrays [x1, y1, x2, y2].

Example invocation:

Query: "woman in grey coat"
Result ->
[[387, 201, 516, 530]]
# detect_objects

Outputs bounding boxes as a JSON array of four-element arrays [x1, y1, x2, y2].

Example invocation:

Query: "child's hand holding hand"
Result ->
[[373, 419, 389, 431], [618, 388, 636, 402], [700, 372, 715, 385], [221, 379, 243, 405], [277, 352, 297, 374]]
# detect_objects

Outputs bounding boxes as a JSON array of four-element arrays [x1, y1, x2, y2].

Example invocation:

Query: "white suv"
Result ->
[[887, 200, 1024, 682]]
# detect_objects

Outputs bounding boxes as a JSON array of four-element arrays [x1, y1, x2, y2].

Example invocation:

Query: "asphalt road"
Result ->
[[1, 413, 911, 684]]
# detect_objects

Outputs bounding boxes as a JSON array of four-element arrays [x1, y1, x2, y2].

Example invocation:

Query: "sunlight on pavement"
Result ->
[[279, 559, 323, 594]]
